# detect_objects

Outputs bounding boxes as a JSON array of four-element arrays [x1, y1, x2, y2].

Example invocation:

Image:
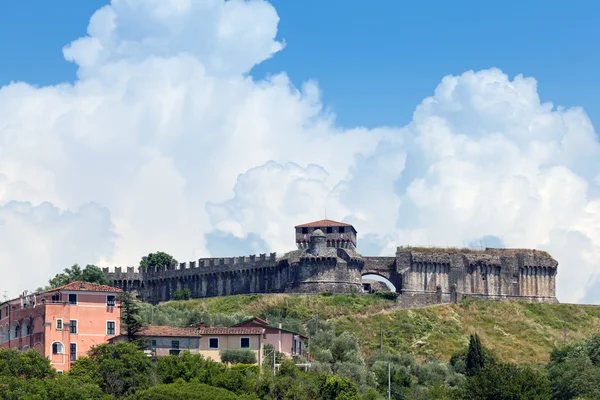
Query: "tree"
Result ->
[[0, 348, 56, 379], [44, 264, 111, 290], [70, 342, 155, 398], [465, 334, 486, 376], [140, 252, 178, 271], [463, 363, 551, 400], [118, 291, 145, 346], [221, 349, 257, 365], [321, 375, 360, 400]]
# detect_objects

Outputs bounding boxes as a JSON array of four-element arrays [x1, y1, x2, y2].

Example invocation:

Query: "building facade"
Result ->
[[232, 317, 308, 359], [109, 325, 265, 364], [0, 282, 122, 372], [105, 219, 559, 307]]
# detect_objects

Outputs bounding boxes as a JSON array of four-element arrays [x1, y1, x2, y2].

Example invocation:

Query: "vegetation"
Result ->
[[221, 349, 258, 365], [140, 251, 178, 271], [140, 294, 600, 365], [118, 291, 146, 346], [40, 264, 111, 291]]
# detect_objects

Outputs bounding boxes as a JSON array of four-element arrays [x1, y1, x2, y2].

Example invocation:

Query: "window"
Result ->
[[107, 295, 116, 307], [51, 294, 60, 303], [70, 320, 77, 334], [70, 343, 77, 361], [209, 338, 219, 349], [240, 337, 250, 348], [52, 342, 63, 354], [326, 227, 333, 233], [68, 294, 77, 305], [339, 227, 345, 233], [25, 325, 32, 336], [56, 319, 63, 330], [15, 326, 20, 338], [151, 340, 157, 351], [106, 321, 116, 336], [170, 340, 180, 356], [301, 228, 308, 234]]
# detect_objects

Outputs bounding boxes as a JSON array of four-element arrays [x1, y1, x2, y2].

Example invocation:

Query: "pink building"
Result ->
[[232, 317, 308, 359], [0, 281, 122, 372]]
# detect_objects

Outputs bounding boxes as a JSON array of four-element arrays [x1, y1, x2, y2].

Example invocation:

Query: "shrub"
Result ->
[[372, 291, 399, 301], [221, 349, 257, 365], [125, 382, 238, 399], [320, 292, 333, 297], [173, 288, 192, 301]]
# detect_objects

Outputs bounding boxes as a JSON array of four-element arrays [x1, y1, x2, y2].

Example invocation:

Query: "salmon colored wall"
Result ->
[[263, 332, 295, 357], [0, 292, 120, 372]]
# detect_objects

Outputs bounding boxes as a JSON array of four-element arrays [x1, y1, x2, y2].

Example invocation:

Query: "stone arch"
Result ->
[[361, 272, 398, 292]]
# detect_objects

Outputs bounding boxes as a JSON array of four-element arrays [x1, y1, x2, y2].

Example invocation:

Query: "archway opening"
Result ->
[[362, 273, 396, 292]]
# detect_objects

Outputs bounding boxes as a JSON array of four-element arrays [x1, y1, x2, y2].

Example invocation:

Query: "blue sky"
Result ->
[[0, 0, 599, 303], [1, 0, 598, 129]]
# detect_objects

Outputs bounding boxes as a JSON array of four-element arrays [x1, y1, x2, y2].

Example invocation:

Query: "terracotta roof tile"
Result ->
[[43, 281, 122, 294], [139, 325, 265, 337], [295, 219, 354, 228]]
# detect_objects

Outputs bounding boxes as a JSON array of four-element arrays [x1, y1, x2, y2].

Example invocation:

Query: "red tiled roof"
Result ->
[[138, 325, 265, 337], [43, 281, 122, 294], [295, 219, 354, 228]]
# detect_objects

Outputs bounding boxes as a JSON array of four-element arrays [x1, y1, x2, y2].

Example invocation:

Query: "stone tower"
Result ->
[[295, 219, 357, 250]]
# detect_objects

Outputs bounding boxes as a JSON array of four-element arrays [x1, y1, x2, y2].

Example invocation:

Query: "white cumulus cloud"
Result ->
[[0, 1, 599, 304]]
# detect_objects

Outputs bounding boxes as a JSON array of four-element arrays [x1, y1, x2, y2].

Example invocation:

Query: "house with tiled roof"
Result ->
[[232, 317, 308, 359], [0, 281, 123, 373], [108, 324, 266, 364]]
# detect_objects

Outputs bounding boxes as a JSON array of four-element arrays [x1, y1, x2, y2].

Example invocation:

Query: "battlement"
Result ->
[[142, 252, 278, 275]]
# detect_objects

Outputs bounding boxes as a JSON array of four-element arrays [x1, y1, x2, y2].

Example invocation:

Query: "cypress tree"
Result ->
[[466, 334, 486, 376]]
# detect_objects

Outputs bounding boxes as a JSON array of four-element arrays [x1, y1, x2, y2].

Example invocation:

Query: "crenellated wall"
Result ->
[[104, 247, 558, 305]]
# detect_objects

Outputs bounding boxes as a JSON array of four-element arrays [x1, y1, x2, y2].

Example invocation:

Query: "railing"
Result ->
[[107, 300, 116, 307]]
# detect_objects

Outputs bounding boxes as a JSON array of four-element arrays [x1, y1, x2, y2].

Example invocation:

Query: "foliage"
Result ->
[[221, 349, 258, 365], [173, 288, 192, 300], [321, 375, 360, 400], [465, 334, 487, 376], [372, 291, 399, 301], [462, 362, 551, 400], [119, 291, 146, 346], [0, 350, 108, 399], [140, 251, 178, 271], [70, 342, 155, 397], [124, 382, 239, 400], [0, 348, 56, 379], [44, 264, 111, 290], [547, 333, 600, 399]]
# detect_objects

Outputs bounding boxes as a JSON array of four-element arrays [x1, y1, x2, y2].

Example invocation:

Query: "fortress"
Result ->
[[104, 220, 559, 306]]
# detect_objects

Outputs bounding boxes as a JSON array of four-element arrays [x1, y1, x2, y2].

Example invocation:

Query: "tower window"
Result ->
[[302, 228, 308, 234], [326, 227, 333, 234], [339, 227, 345, 233]]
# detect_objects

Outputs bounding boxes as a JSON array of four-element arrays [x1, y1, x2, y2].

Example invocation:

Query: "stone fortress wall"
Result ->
[[104, 220, 558, 306]]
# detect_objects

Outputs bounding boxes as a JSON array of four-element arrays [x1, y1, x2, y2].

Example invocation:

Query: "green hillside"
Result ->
[[148, 294, 600, 365]]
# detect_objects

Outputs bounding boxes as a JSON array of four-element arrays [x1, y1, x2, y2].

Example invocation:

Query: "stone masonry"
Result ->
[[104, 219, 559, 306]]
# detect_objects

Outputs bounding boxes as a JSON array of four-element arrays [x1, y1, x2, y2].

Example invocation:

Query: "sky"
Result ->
[[0, 0, 599, 303]]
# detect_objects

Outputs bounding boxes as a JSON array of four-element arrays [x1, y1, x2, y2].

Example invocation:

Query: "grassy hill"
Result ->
[[151, 294, 600, 365]]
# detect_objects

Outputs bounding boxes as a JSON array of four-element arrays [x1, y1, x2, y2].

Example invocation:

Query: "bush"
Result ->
[[221, 349, 257, 365], [173, 288, 192, 300], [372, 291, 399, 301], [125, 382, 238, 399], [320, 292, 334, 297]]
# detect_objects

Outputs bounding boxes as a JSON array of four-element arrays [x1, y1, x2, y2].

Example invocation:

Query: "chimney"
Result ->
[[80, 282, 86, 290]]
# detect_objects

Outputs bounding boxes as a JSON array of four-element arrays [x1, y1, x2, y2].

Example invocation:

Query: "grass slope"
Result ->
[[156, 294, 600, 365]]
